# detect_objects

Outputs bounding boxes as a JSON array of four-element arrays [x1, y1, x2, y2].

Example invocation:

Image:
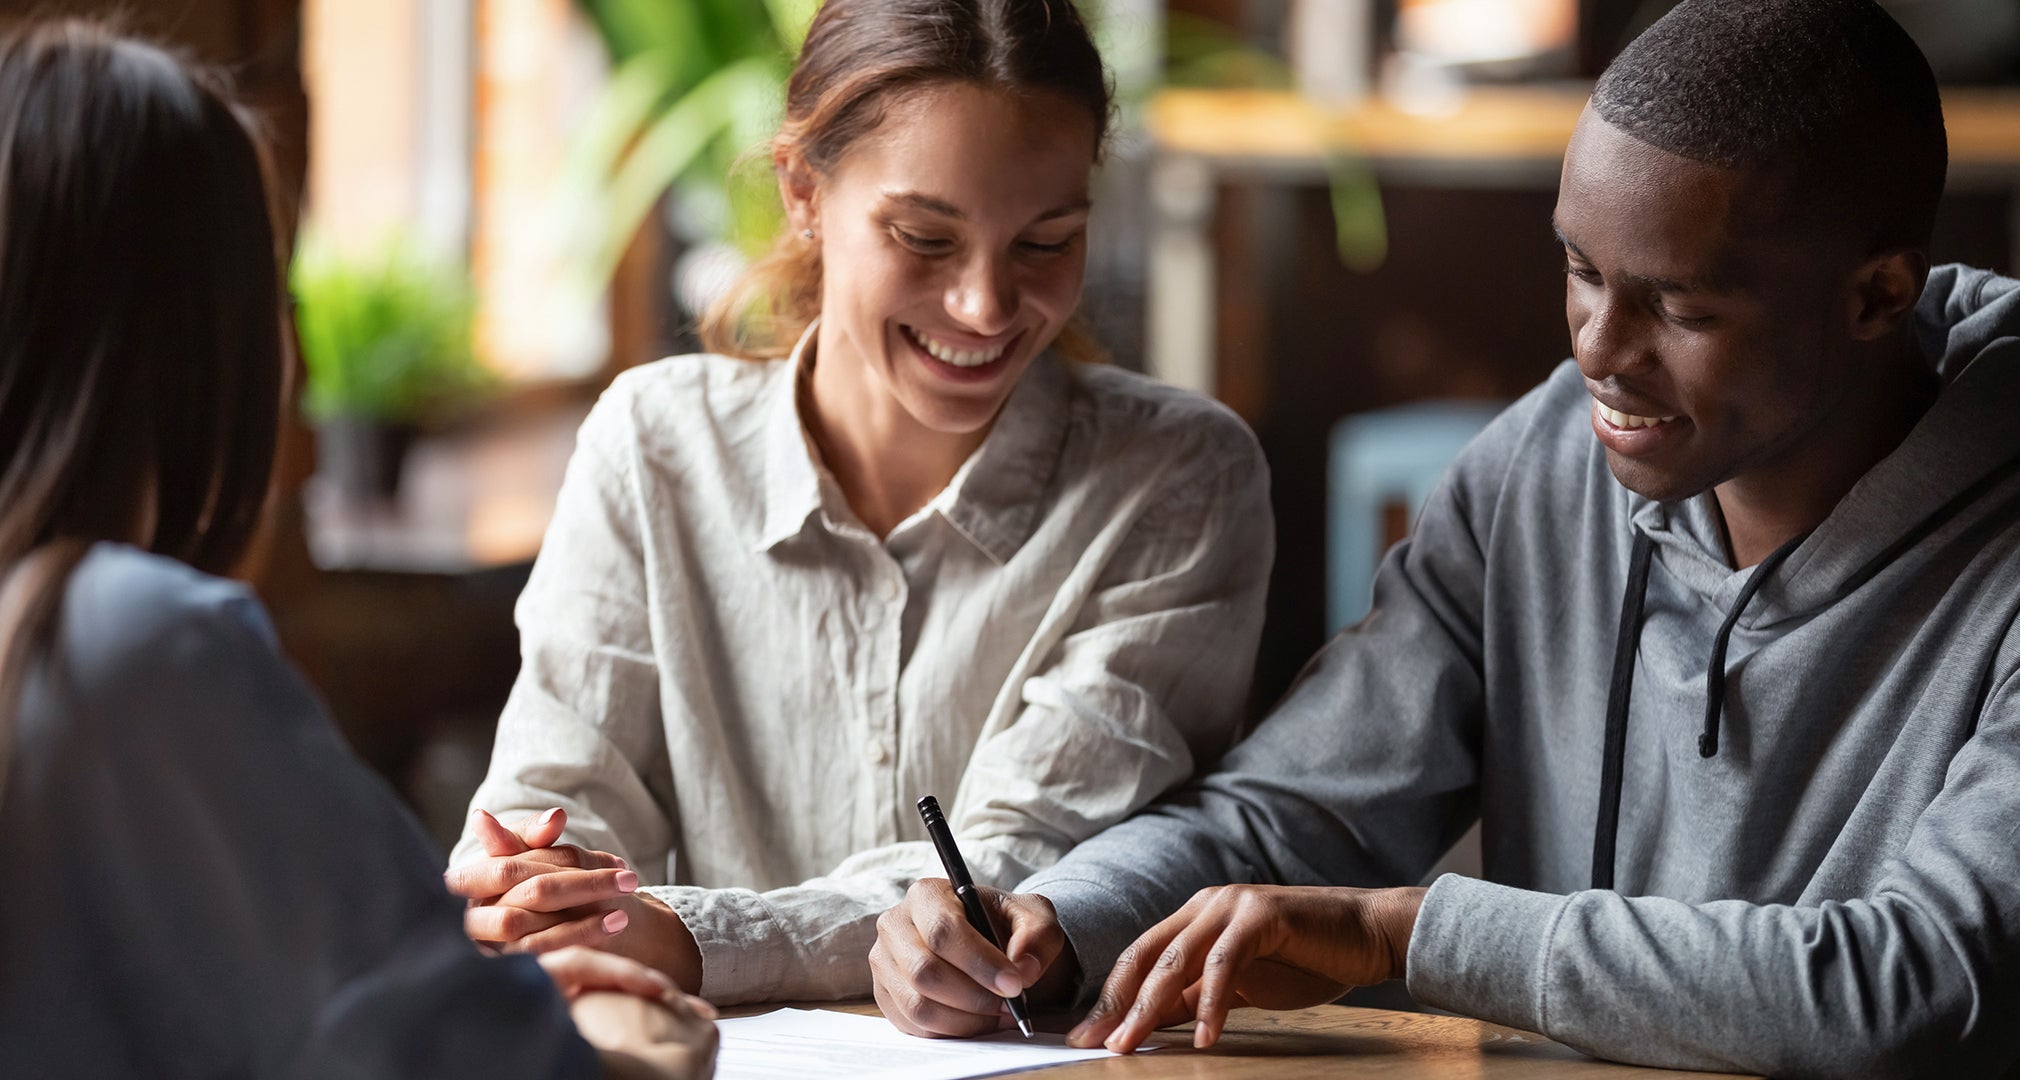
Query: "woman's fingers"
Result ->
[[514, 807, 567, 850], [446, 853, 631, 902], [498, 867, 639, 912], [501, 906, 636, 955], [466, 898, 622, 945], [537, 944, 677, 1001], [472, 808, 534, 857]]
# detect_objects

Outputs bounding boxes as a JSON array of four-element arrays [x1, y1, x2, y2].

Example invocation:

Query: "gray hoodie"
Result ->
[[1022, 265, 2020, 1078]]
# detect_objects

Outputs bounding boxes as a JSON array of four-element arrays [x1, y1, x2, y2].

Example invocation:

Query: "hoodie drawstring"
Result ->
[[1590, 526, 1810, 891], [1591, 529, 1654, 892]]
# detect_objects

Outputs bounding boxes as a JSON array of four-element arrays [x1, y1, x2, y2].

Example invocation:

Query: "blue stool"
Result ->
[[1327, 401, 1505, 633]]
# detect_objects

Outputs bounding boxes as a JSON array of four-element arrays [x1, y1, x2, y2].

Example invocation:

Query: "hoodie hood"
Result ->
[[1628, 265, 2020, 619], [1778, 264, 2020, 608]]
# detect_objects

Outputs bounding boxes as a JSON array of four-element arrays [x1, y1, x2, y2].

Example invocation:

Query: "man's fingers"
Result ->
[[871, 932, 1007, 1040], [875, 904, 1007, 1020], [1066, 916, 1185, 1049], [1000, 893, 1065, 987], [472, 809, 533, 857], [1190, 928, 1258, 1049], [1104, 918, 1223, 1053], [501, 907, 636, 955], [499, 867, 639, 912], [906, 881, 1024, 998]]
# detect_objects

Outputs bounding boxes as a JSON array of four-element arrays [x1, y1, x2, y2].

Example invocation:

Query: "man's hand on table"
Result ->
[[448, 807, 705, 993], [1071, 885, 1427, 1052], [870, 880, 1426, 1054]]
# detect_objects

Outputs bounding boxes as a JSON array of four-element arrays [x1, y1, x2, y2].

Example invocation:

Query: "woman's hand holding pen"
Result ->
[[870, 879, 1080, 1038], [447, 808, 705, 992]]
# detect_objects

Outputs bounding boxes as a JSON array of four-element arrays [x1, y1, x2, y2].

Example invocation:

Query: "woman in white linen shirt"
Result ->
[[448, 0, 1275, 1006]]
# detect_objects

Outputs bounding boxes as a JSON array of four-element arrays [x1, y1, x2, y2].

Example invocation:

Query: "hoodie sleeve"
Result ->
[[1019, 383, 1527, 997], [1406, 665, 2020, 1079]]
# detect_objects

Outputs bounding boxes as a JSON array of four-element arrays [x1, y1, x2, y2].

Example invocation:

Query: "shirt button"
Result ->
[[867, 741, 890, 765], [880, 578, 901, 602]]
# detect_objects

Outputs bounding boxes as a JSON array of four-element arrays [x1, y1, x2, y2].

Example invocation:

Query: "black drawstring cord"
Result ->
[[1697, 529, 1811, 759], [1592, 525, 1811, 891], [1591, 529, 1655, 892]]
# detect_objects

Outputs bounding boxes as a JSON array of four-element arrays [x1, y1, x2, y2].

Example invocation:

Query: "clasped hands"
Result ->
[[445, 807, 705, 991], [447, 808, 713, 1078], [871, 880, 1427, 1053]]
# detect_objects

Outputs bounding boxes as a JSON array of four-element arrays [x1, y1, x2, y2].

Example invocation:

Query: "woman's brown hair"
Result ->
[[700, 0, 1114, 361], [0, 21, 285, 781]]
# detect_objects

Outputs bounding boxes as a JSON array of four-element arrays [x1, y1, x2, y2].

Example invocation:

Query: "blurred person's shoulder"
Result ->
[[32, 544, 286, 740]]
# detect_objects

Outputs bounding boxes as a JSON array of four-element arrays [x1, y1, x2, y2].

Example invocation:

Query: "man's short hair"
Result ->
[[1592, 0, 1947, 251]]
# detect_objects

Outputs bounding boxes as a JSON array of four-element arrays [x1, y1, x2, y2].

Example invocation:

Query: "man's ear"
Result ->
[[1849, 249, 1928, 342], [776, 145, 819, 238]]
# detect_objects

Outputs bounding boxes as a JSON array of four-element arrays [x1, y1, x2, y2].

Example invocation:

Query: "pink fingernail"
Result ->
[[539, 808, 560, 827], [615, 871, 639, 894], [603, 910, 630, 934]]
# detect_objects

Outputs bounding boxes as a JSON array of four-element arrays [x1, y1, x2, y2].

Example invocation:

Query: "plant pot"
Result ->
[[315, 416, 418, 502]]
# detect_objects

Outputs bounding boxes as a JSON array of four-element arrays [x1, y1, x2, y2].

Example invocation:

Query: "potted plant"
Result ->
[[292, 235, 493, 501]]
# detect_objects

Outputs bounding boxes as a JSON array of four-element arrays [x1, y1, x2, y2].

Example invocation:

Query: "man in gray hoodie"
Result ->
[[870, 0, 2020, 1075]]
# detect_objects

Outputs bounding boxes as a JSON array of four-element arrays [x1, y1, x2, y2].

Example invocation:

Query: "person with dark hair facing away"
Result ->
[[874, 0, 2020, 1074], [444, 0, 1271, 1008], [0, 20, 716, 1079]]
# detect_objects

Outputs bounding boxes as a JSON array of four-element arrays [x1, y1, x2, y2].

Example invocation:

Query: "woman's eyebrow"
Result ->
[[885, 191, 965, 219], [882, 191, 1092, 224]]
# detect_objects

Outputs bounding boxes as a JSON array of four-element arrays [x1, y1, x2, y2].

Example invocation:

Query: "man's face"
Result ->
[[1554, 108, 1861, 504]]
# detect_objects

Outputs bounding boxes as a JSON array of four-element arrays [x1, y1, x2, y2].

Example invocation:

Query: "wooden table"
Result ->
[[801, 1001, 1753, 1078], [1142, 85, 2020, 399]]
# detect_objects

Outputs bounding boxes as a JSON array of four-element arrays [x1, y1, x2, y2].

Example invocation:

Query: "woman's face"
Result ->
[[795, 81, 1097, 436]]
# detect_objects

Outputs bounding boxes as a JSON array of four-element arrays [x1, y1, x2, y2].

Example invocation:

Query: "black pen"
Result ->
[[917, 794, 1034, 1038]]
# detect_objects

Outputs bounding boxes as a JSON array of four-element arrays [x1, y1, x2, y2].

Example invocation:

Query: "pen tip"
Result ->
[[1018, 1019, 1034, 1039]]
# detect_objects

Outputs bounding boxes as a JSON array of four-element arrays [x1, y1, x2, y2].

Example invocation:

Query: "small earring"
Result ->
[[801, 228, 815, 240]]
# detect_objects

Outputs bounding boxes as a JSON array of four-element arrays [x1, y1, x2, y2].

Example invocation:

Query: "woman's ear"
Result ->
[[776, 145, 819, 239], [1849, 248, 1929, 342]]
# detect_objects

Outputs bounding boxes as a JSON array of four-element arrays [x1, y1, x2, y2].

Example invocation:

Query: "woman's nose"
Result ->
[[947, 253, 1018, 336]]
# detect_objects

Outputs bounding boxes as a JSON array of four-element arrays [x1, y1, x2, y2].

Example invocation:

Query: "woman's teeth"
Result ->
[[1596, 401, 1679, 430], [907, 326, 1006, 368]]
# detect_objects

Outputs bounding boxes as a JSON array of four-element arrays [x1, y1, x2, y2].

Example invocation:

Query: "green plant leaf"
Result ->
[[291, 235, 493, 424], [592, 56, 783, 283], [1325, 150, 1388, 272]]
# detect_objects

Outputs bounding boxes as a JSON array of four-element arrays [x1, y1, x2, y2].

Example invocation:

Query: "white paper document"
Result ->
[[713, 1007, 1149, 1080]]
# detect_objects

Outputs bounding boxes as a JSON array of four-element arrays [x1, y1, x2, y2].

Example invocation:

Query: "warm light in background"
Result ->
[[1395, 0, 1576, 65], [303, 0, 421, 249], [473, 0, 607, 381], [303, 0, 606, 383]]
